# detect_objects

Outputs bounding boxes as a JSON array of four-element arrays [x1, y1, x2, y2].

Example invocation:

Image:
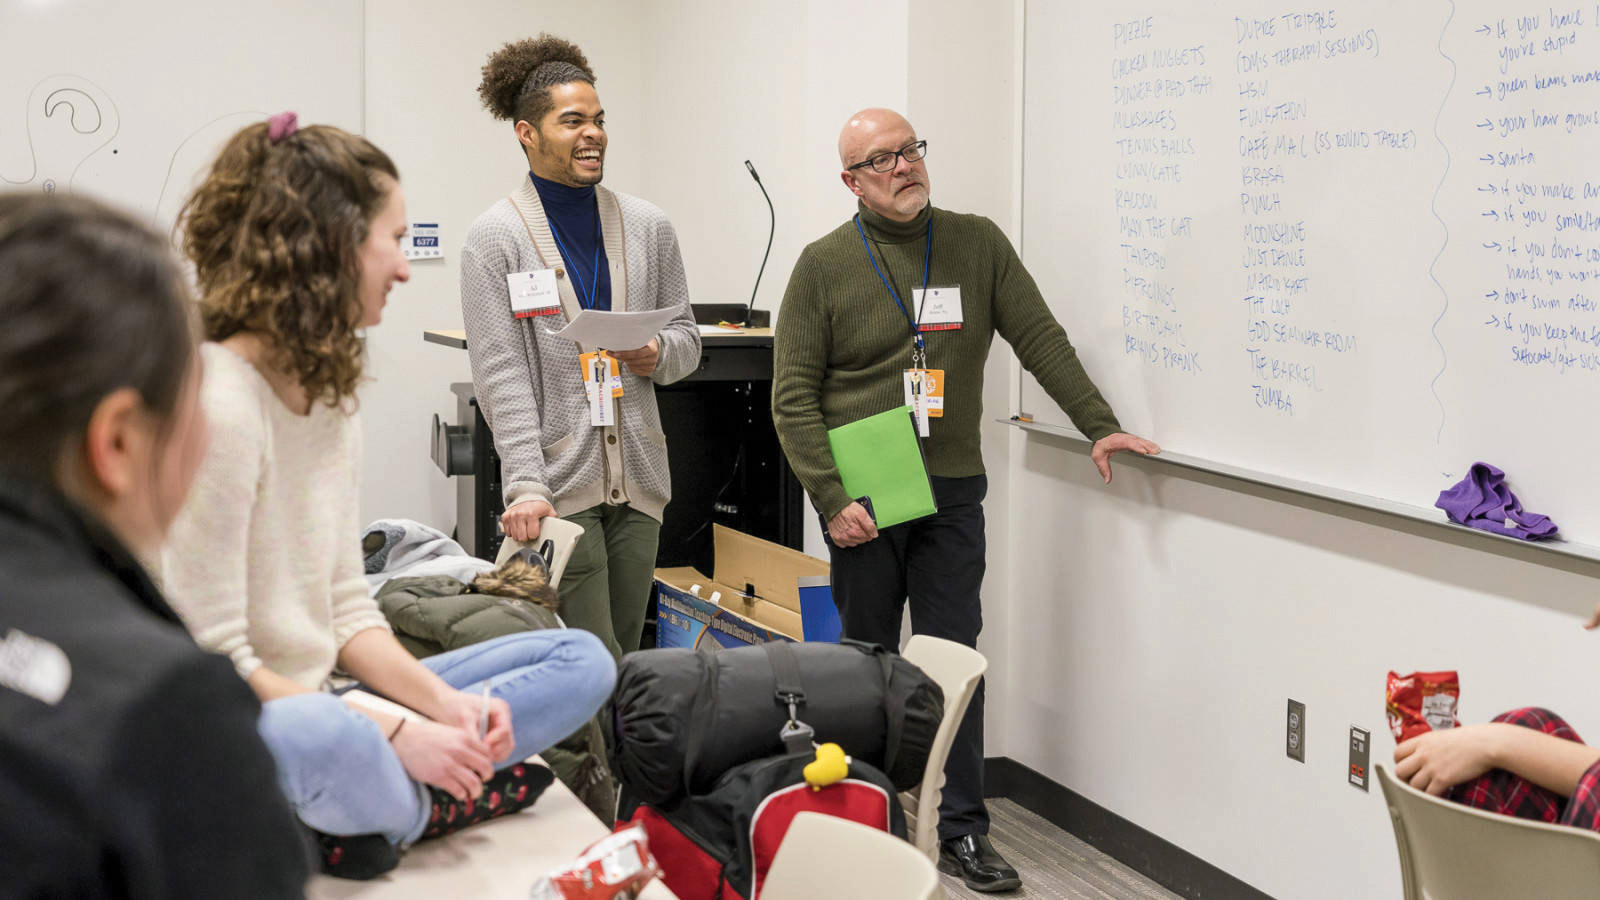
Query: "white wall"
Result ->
[[1001, 431, 1600, 897]]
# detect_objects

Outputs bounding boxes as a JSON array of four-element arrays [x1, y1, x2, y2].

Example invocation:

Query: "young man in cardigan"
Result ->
[[772, 108, 1160, 892], [461, 35, 700, 659]]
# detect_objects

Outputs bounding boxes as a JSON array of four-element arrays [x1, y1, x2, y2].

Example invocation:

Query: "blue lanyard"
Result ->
[[854, 214, 933, 355], [548, 215, 603, 310]]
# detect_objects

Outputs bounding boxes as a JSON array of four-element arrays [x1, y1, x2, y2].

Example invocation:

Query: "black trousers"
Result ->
[[825, 473, 988, 840]]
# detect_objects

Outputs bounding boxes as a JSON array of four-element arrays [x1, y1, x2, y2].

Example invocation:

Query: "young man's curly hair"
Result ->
[[478, 34, 596, 127], [178, 122, 398, 407]]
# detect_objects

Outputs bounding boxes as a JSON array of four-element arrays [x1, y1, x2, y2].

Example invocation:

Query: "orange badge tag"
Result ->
[[903, 368, 945, 418], [579, 351, 624, 398]]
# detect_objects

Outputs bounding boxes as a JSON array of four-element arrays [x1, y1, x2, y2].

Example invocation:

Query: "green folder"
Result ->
[[827, 406, 937, 529]]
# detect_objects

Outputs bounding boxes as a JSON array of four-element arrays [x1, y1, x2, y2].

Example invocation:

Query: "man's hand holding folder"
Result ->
[[828, 501, 879, 548], [826, 406, 937, 546]]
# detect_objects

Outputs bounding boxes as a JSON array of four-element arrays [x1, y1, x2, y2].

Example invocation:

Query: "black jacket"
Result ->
[[0, 476, 309, 898]]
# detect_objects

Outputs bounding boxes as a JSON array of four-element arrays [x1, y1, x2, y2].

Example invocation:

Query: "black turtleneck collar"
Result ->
[[857, 200, 934, 243], [0, 474, 181, 628], [530, 171, 597, 215]]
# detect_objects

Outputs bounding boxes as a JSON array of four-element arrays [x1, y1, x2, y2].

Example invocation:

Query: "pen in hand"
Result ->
[[477, 679, 491, 741]]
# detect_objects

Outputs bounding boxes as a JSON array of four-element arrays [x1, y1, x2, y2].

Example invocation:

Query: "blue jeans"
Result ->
[[257, 630, 615, 845]]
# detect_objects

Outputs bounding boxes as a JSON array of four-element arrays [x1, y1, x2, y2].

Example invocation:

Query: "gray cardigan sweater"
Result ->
[[459, 177, 700, 523]]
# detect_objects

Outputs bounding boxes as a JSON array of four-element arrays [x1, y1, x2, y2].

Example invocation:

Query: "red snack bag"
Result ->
[[1386, 670, 1461, 742], [529, 824, 661, 900]]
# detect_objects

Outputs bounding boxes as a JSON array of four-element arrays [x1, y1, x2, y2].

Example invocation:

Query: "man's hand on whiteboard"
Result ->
[[828, 502, 879, 548], [1090, 432, 1161, 484]]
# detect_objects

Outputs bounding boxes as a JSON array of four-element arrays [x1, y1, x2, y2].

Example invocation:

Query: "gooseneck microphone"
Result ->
[[743, 160, 775, 327]]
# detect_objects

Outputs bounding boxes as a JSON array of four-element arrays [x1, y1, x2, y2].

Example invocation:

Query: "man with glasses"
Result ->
[[772, 108, 1158, 893]]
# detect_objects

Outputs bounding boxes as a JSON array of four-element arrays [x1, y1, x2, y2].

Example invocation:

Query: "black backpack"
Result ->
[[605, 640, 944, 807]]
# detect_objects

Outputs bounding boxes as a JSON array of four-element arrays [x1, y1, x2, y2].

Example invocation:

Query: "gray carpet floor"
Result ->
[[923, 799, 1181, 900]]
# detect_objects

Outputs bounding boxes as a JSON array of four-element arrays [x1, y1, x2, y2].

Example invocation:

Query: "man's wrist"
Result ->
[[506, 496, 553, 515], [821, 493, 852, 522]]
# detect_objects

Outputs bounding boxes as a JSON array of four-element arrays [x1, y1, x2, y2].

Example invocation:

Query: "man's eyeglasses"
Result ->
[[847, 140, 929, 174]]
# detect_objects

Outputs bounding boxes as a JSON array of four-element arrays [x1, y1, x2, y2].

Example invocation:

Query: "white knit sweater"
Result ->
[[162, 343, 390, 690]]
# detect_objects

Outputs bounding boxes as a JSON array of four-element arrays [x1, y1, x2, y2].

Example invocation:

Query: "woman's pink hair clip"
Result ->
[[267, 111, 299, 144]]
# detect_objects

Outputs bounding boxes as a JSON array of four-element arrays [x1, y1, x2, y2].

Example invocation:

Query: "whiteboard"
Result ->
[[0, 0, 363, 232], [1020, 1, 1600, 544]]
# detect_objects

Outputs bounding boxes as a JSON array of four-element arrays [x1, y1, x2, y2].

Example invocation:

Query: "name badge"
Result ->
[[913, 286, 962, 331], [507, 269, 561, 318], [580, 352, 623, 427], [904, 368, 945, 437]]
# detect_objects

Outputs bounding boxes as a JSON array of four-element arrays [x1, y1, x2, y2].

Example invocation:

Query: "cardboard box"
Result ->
[[653, 525, 833, 650]]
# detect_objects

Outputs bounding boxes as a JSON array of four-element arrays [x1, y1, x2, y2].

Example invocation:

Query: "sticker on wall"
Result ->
[[404, 222, 443, 260]]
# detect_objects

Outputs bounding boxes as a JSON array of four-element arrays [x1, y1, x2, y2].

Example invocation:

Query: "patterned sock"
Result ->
[[419, 762, 556, 840], [311, 829, 400, 880]]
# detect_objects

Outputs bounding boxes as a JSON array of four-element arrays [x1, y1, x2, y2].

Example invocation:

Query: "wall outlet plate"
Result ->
[[1349, 726, 1371, 791], [1287, 699, 1306, 762]]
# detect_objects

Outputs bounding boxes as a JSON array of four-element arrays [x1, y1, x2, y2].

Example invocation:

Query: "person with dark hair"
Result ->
[[772, 109, 1161, 892], [162, 114, 616, 878], [462, 34, 700, 660], [0, 192, 310, 896]]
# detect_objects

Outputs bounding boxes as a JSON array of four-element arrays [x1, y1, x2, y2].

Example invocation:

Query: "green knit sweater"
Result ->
[[773, 202, 1121, 520]]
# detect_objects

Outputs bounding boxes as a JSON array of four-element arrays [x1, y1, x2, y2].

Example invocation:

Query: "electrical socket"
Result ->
[[1286, 699, 1306, 762], [1349, 726, 1371, 791]]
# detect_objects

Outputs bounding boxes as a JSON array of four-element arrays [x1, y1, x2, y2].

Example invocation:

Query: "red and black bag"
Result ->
[[618, 750, 906, 900]]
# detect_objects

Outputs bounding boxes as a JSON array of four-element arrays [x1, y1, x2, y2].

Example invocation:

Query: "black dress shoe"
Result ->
[[938, 833, 1022, 892]]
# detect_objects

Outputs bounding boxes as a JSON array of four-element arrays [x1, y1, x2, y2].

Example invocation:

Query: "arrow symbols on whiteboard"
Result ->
[[1475, 24, 1492, 34], [1476, 119, 1494, 129], [1485, 290, 1500, 300], [1483, 241, 1502, 251], [1475, 85, 1491, 96], [1483, 210, 1500, 220]]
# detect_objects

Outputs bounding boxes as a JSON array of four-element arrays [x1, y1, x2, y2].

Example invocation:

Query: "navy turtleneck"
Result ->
[[530, 171, 612, 311]]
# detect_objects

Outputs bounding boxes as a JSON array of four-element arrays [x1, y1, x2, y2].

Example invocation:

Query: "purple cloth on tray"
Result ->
[[1435, 462, 1558, 540]]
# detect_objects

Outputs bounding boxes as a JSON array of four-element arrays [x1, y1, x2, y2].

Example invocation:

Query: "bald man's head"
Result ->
[[837, 108, 914, 167], [838, 108, 930, 222]]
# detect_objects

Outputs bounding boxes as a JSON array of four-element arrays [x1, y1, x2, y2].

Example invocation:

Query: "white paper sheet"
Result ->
[[553, 307, 682, 349]]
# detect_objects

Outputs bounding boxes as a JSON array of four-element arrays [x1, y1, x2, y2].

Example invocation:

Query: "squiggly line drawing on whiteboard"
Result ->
[[1428, 1, 1456, 443], [0, 75, 120, 195], [154, 110, 267, 225]]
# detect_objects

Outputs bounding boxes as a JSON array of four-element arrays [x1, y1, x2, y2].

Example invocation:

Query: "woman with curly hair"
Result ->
[[462, 35, 700, 660], [162, 114, 616, 877], [0, 192, 309, 897]]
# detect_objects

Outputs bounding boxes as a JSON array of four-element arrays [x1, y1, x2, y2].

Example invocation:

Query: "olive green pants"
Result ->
[[557, 503, 660, 660]]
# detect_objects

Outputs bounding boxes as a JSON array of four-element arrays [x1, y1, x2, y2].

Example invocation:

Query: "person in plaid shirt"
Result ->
[[1393, 603, 1600, 831]]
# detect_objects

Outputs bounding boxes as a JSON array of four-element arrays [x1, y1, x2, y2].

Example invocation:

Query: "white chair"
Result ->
[[1375, 763, 1600, 899], [760, 811, 943, 900], [899, 634, 988, 861], [495, 515, 585, 589]]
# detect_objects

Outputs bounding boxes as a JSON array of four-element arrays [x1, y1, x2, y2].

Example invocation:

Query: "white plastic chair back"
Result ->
[[760, 811, 943, 900], [495, 515, 585, 589], [1375, 763, 1600, 899], [899, 634, 988, 861]]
